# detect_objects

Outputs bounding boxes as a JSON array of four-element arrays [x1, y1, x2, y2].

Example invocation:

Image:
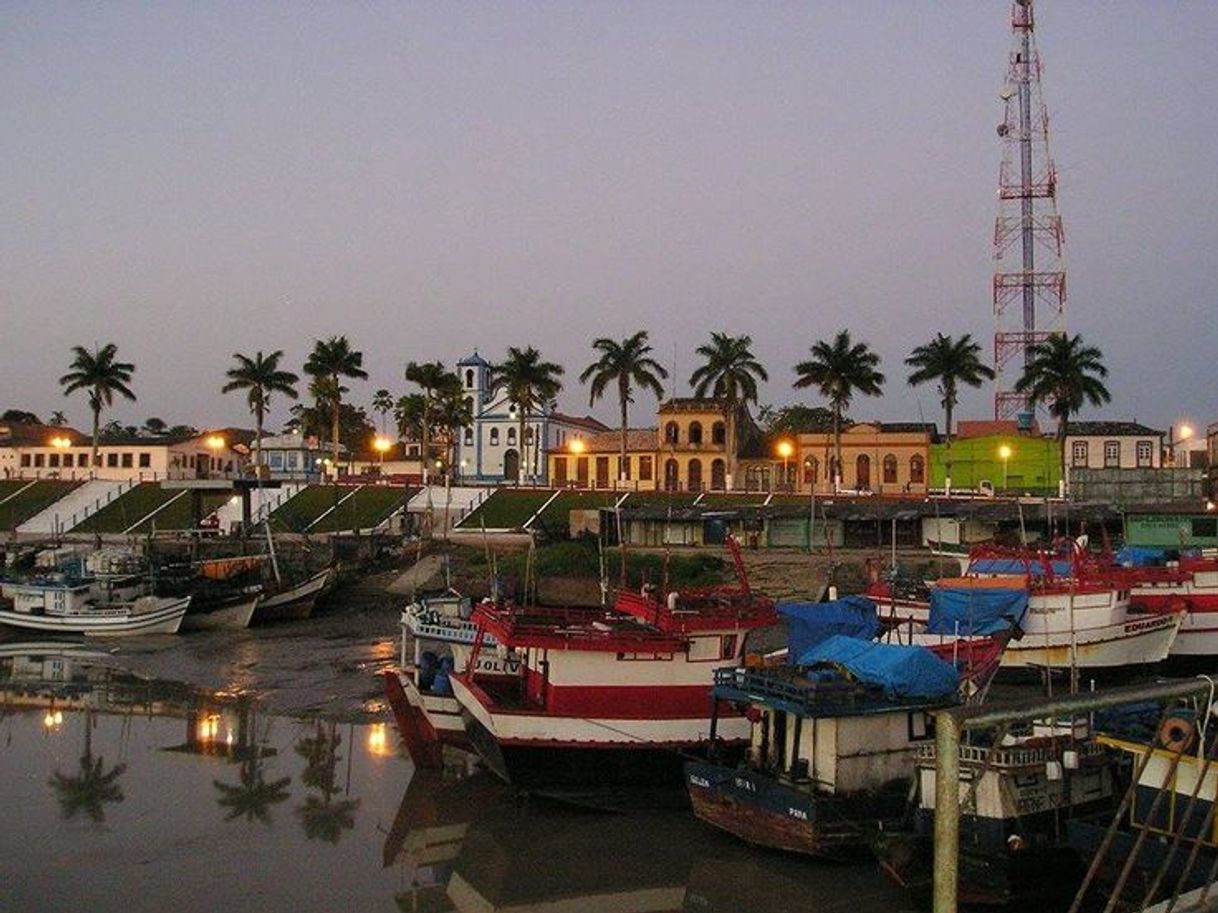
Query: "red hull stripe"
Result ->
[[495, 736, 748, 750]]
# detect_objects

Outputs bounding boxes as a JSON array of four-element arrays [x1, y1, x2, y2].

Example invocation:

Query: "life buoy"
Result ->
[[1158, 714, 1196, 754]]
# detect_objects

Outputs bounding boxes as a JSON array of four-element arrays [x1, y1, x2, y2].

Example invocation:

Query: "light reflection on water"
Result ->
[[1, 650, 916, 913]]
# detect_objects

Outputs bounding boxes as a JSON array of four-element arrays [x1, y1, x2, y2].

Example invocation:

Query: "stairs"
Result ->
[[213, 483, 305, 532], [18, 480, 133, 534]]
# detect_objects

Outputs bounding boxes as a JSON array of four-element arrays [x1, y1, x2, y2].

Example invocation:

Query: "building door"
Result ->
[[664, 459, 679, 491], [595, 456, 609, 488], [503, 449, 519, 482], [711, 459, 726, 491], [856, 454, 871, 490], [688, 459, 703, 493], [704, 518, 728, 545]]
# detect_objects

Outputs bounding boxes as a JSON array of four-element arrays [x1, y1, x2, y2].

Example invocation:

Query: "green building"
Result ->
[[930, 433, 1061, 495], [1124, 511, 1218, 549]]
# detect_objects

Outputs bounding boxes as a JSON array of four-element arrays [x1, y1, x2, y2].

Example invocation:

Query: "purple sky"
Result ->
[[3, 2, 1216, 436]]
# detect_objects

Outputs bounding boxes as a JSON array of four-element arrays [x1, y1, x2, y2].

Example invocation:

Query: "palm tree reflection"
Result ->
[[212, 699, 291, 825], [48, 708, 126, 823], [294, 721, 359, 843]]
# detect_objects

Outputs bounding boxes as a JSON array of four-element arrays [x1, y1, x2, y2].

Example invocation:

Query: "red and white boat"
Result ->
[[447, 537, 778, 793], [882, 546, 1183, 670], [1122, 557, 1218, 657]]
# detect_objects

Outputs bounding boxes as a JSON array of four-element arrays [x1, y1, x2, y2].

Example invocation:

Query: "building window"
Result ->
[[596, 456, 610, 488], [855, 454, 871, 490], [63, 454, 74, 467], [688, 422, 703, 445], [20, 454, 30, 467], [1103, 441, 1120, 468], [48, 453, 60, 468], [639, 456, 653, 481], [121, 453, 133, 468], [688, 458, 703, 492], [507, 428, 516, 446], [711, 458, 726, 490], [465, 369, 474, 388], [882, 454, 898, 484], [803, 457, 817, 484], [1136, 441, 1153, 468], [576, 457, 589, 486], [663, 458, 679, 491], [621, 456, 630, 481], [270, 452, 284, 469], [664, 422, 679, 445], [107, 453, 119, 468], [463, 428, 473, 446], [490, 428, 499, 446], [139, 452, 151, 468], [34, 453, 45, 467], [554, 457, 568, 485], [711, 422, 726, 446], [1072, 441, 1089, 467], [524, 427, 533, 445], [909, 454, 925, 484]]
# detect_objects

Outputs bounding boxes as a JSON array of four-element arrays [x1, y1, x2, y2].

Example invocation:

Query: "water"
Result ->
[[0, 648, 919, 913]]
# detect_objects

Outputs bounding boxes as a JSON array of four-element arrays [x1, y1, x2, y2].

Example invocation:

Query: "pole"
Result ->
[[932, 710, 960, 913]]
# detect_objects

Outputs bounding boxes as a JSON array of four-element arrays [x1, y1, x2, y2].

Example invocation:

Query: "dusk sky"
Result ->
[[4, 2, 1216, 436]]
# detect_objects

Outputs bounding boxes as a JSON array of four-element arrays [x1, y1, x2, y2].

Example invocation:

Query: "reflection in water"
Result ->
[[48, 708, 127, 823], [295, 720, 361, 843], [212, 701, 292, 825]]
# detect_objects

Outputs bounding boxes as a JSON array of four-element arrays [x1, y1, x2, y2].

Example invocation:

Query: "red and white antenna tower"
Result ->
[[992, 0, 1066, 420]]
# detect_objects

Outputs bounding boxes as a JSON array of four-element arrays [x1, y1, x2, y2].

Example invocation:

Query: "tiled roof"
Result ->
[[878, 422, 939, 438], [1066, 421, 1164, 437], [570, 429, 658, 453], [0, 423, 88, 446], [955, 419, 1040, 438], [457, 351, 490, 367], [549, 413, 610, 432]]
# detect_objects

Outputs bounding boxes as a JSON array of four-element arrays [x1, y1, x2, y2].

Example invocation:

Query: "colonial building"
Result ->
[[656, 398, 760, 492], [766, 422, 936, 495], [0, 423, 248, 482], [452, 351, 607, 484], [255, 432, 330, 481], [548, 429, 659, 490], [1063, 421, 1162, 476]]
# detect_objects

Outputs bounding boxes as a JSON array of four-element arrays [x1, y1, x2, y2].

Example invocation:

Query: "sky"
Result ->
[[3, 2, 1216, 437]]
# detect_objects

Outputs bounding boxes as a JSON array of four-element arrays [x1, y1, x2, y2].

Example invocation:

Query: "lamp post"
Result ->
[[775, 439, 794, 493], [998, 444, 1012, 494], [804, 458, 816, 553]]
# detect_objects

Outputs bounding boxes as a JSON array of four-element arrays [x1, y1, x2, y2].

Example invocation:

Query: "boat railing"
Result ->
[[712, 666, 917, 714], [917, 739, 1107, 768]]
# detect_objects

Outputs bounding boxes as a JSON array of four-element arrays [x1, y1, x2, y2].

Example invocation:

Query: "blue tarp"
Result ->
[[928, 586, 1028, 636], [1114, 546, 1167, 567], [969, 557, 1072, 577], [794, 635, 960, 701], [780, 596, 880, 662]]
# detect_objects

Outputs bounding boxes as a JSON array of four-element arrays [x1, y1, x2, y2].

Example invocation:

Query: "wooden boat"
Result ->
[[1121, 556, 1218, 657], [874, 720, 1118, 907], [685, 597, 1003, 857], [179, 592, 261, 631], [448, 536, 778, 795], [250, 567, 333, 624], [0, 581, 190, 637]]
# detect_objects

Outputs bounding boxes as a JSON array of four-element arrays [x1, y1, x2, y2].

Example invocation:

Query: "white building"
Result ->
[[1063, 421, 1163, 477], [453, 351, 607, 484]]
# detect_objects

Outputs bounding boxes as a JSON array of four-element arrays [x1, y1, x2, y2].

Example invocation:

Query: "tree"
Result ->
[[404, 361, 460, 484], [488, 347, 564, 485], [168, 424, 198, 438], [1014, 333, 1111, 484], [688, 332, 768, 481], [579, 331, 667, 485], [761, 404, 839, 437], [47, 410, 68, 426], [905, 333, 994, 440], [303, 336, 368, 468], [222, 350, 300, 471], [1, 409, 40, 424], [371, 388, 394, 435], [794, 330, 885, 490], [142, 417, 167, 437], [432, 384, 474, 477], [58, 343, 136, 471]]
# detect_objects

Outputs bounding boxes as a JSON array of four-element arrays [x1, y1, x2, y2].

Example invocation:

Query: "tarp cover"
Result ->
[[929, 586, 1028, 636], [1114, 546, 1167, 568], [795, 635, 960, 701], [969, 557, 1072, 577], [780, 596, 880, 662]]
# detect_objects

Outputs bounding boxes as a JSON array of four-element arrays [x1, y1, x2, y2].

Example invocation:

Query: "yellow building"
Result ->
[[549, 429, 659, 490], [745, 422, 935, 495]]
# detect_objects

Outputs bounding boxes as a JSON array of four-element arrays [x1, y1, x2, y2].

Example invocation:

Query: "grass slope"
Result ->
[[310, 485, 412, 533], [74, 483, 180, 533], [456, 489, 556, 530], [1, 480, 83, 531]]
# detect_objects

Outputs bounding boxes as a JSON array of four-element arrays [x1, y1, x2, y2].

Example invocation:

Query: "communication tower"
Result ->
[[992, 0, 1066, 420]]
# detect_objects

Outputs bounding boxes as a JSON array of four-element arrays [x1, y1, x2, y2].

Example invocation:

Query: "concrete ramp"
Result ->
[[18, 480, 132, 534]]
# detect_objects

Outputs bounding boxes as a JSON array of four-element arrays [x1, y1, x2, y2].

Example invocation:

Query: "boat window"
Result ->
[[720, 634, 737, 659]]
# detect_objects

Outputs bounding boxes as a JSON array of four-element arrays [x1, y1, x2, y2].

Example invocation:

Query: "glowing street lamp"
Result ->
[[568, 438, 586, 455], [373, 435, 392, 464], [998, 444, 1012, 492], [775, 439, 794, 492]]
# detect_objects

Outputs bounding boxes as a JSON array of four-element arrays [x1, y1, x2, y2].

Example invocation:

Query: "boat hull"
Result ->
[[251, 569, 332, 624], [180, 594, 260, 631], [0, 596, 190, 637], [684, 760, 892, 856]]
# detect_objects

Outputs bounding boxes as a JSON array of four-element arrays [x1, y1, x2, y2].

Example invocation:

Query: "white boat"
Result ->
[[251, 567, 333, 624], [0, 580, 190, 637]]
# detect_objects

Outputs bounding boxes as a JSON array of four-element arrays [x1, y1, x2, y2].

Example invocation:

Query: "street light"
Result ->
[[373, 435, 391, 465], [804, 458, 816, 552], [775, 439, 794, 493], [998, 444, 1012, 493], [568, 438, 586, 454]]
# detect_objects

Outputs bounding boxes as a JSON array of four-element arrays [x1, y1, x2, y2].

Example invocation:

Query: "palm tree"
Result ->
[[223, 350, 300, 471], [47, 710, 127, 823], [142, 417, 167, 437], [371, 388, 394, 435], [48, 410, 68, 427], [688, 333, 768, 481], [905, 333, 995, 439], [580, 331, 668, 486], [59, 343, 136, 472], [488, 347, 564, 485], [1014, 333, 1111, 485], [304, 336, 368, 468], [431, 384, 475, 479], [794, 330, 885, 490], [214, 760, 291, 824], [404, 361, 458, 484]]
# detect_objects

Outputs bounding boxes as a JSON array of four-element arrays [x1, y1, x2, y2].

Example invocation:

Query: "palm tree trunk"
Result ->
[[254, 407, 264, 477], [726, 403, 736, 492], [518, 408, 527, 486], [943, 400, 954, 487], [90, 403, 100, 477], [1058, 413, 1068, 495], [618, 380, 628, 488], [421, 392, 431, 486], [832, 404, 842, 492], [331, 393, 341, 476]]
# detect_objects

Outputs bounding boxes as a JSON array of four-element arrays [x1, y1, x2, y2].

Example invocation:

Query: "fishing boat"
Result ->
[[874, 718, 1118, 907], [448, 536, 778, 795], [383, 591, 518, 766], [250, 567, 334, 624], [1118, 552, 1218, 657], [0, 579, 190, 636], [685, 596, 1003, 857], [1067, 702, 1218, 908], [886, 546, 1183, 670]]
